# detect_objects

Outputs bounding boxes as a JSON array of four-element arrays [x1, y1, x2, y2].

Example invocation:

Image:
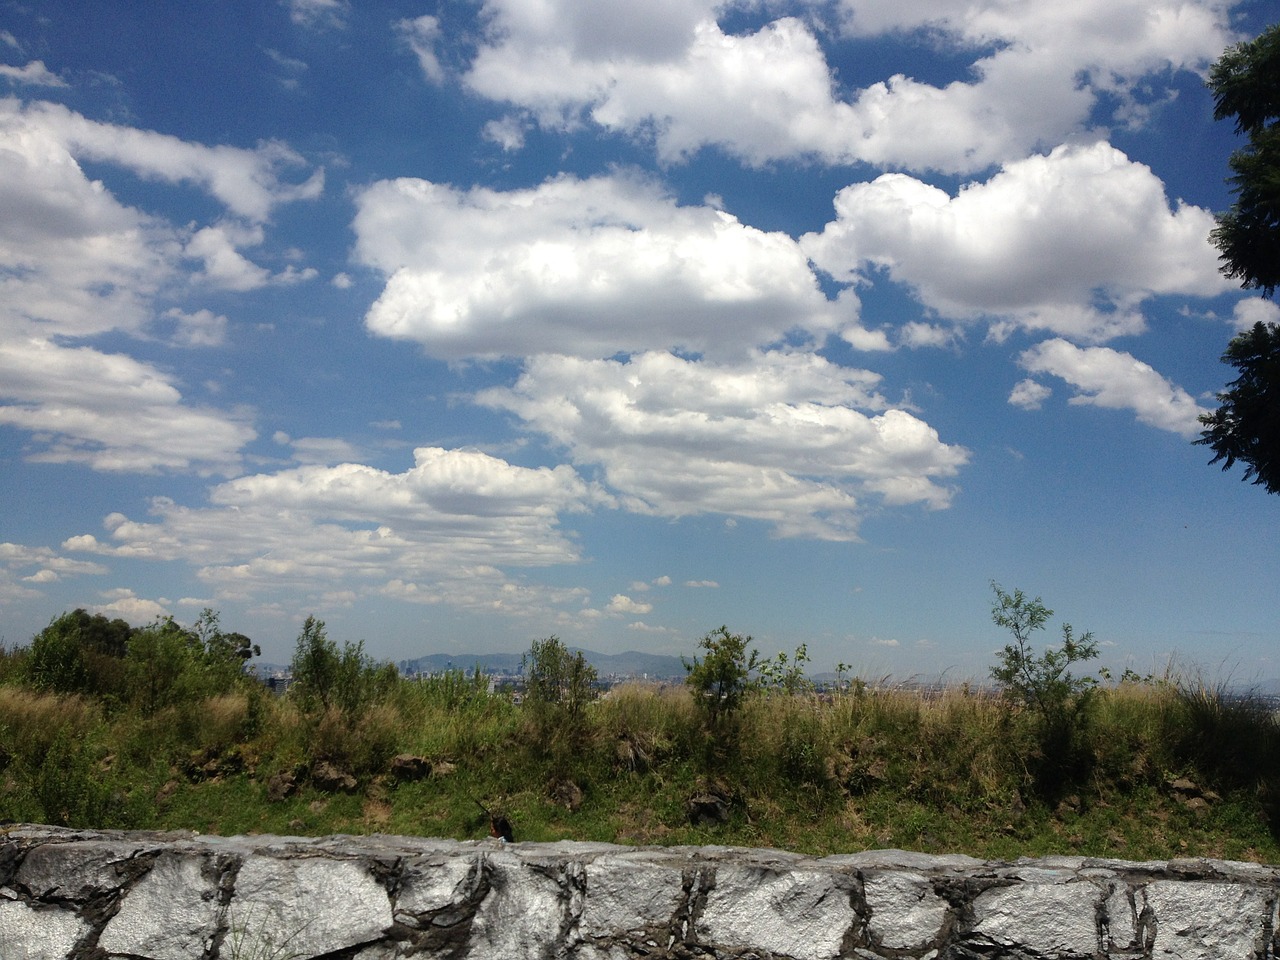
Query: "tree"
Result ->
[[289, 616, 396, 713], [989, 583, 1097, 718], [684, 626, 759, 771], [23, 609, 134, 697], [1207, 23, 1280, 296], [1197, 321, 1280, 493], [521, 636, 598, 766], [125, 618, 202, 715], [1198, 24, 1280, 492]]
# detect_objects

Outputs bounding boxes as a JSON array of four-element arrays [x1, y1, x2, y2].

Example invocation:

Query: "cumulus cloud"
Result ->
[[161, 308, 229, 348], [0, 338, 255, 474], [93, 588, 170, 623], [396, 16, 445, 83], [0, 98, 324, 475], [0, 60, 67, 87], [1232, 297, 1280, 332], [607, 594, 654, 615], [479, 350, 968, 539], [803, 143, 1231, 342], [65, 447, 611, 607], [9, 100, 323, 223], [0, 542, 108, 588], [1018, 338, 1208, 436], [0, 108, 175, 339], [354, 171, 863, 359], [451, 0, 1234, 173], [1009, 379, 1052, 410]]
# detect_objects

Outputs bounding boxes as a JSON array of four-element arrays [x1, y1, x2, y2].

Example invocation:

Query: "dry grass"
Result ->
[[0, 687, 102, 767]]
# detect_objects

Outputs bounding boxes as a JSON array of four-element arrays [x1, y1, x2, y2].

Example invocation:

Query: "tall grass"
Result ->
[[1, 667, 1278, 861]]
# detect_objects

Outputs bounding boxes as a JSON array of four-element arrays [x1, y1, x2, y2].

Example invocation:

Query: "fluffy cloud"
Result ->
[[803, 143, 1231, 342], [1232, 297, 1280, 332], [1009, 379, 1052, 410], [355, 171, 860, 359], [0, 338, 255, 474], [0, 542, 108, 596], [0, 60, 66, 87], [453, 0, 1233, 172], [93, 588, 169, 623], [12, 100, 322, 223], [479, 350, 968, 539], [65, 447, 610, 604], [1018, 338, 1208, 436], [607, 594, 653, 615], [396, 16, 445, 83], [0, 98, 324, 474], [0, 106, 175, 338]]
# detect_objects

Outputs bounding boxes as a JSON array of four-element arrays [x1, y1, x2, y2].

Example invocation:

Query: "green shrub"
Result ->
[[684, 626, 758, 772], [1172, 677, 1280, 792], [289, 616, 398, 715], [522, 636, 598, 773]]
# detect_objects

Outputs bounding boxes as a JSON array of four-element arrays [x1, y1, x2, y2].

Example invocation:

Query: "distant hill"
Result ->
[[398, 648, 688, 679]]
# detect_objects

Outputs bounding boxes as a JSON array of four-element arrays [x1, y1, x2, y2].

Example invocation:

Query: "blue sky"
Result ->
[[1, 0, 1276, 678]]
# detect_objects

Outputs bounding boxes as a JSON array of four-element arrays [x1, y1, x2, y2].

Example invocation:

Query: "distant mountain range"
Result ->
[[398, 648, 688, 679], [251, 652, 1280, 695]]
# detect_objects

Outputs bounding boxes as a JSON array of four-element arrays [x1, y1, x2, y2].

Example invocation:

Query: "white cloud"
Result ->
[[803, 143, 1231, 342], [1009, 379, 1052, 410], [0, 108, 176, 339], [0, 60, 67, 87], [284, 436, 365, 465], [11, 99, 323, 223], [1232, 297, 1280, 332], [354, 171, 864, 360], [284, 0, 349, 30], [92, 588, 169, 623], [685, 580, 719, 588], [184, 223, 317, 290], [898, 322, 960, 350], [1018, 338, 1208, 436], [607, 594, 653, 615], [381, 574, 589, 619], [627, 621, 674, 634], [479, 350, 968, 539], [0, 338, 254, 474], [64, 447, 611, 607], [161, 308, 229, 348], [483, 115, 527, 151], [0, 99, 326, 476], [452, 0, 1234, 173], [0, 100, 320, 343], [396, 16, 445, 83], [0, 541, 108, 577]]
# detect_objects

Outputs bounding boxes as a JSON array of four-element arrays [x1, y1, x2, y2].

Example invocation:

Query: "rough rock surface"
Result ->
[[1, 825, 1278, 959]]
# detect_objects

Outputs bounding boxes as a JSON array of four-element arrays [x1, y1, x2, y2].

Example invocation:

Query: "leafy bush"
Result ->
[[522, 636, 598, 772], [289, 616, 398, 715], [989, 583, 1099, 717], [684, 627, 755, 727], [989, 583, 1100, 796]]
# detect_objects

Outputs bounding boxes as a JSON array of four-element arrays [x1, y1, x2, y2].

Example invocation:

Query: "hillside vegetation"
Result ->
[[1, 607, 1279, 863]]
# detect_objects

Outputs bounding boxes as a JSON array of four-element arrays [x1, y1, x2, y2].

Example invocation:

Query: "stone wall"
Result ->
[[1, 824, 1277, 959]]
